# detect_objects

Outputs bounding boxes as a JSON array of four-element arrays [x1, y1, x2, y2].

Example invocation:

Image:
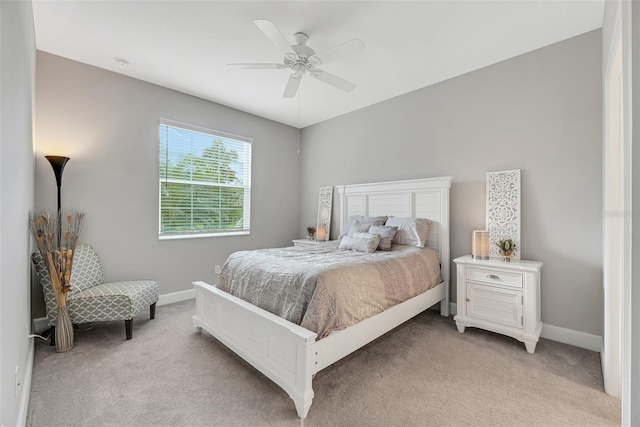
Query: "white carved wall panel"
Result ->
[[486, 169, 521, 259], [316, 186, 333, 241]]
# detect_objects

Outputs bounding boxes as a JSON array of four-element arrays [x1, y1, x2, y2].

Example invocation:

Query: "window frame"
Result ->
[[158, 118, 252, 240]]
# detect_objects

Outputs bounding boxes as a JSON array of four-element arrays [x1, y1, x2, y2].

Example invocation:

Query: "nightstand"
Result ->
[[453, 255, 543, 353]]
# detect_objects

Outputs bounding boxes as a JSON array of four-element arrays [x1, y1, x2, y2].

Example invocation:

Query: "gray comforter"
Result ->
[[217, 241, 441, 339]]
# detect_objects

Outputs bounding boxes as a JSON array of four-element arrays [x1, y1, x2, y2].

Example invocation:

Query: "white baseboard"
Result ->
[[157, 288, 196, 306], [32, 289, 197, 333], [34, 295, 602, 351], [447, 302, 602, 352], [17, 339, 35, 427], [541, 323, 602, 353]]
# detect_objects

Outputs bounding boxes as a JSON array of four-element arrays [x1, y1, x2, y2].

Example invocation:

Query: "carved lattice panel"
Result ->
[[486, 169, 521, 259], [316, 186, 333, 241]]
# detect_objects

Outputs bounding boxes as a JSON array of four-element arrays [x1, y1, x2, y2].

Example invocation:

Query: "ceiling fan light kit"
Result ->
[[229, 19, 365, 98]]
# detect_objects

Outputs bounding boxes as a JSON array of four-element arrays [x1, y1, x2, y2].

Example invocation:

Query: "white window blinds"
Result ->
[[159, 119, 252, 239]]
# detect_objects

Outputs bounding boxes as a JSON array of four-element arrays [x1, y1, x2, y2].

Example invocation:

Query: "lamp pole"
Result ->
[[45, 156, 70, 246]]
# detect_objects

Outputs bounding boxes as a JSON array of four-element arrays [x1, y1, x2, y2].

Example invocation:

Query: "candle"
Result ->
[[317, 224, 327, 241], [472, 230, 489, 259]]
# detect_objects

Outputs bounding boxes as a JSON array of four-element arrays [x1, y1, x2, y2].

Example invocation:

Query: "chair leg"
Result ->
[[125, 319, 133, 340], [49, 326, 56, 346], [150, 302, 156, 320]]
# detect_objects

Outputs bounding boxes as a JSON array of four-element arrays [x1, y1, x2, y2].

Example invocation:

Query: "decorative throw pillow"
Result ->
[[338, 215, 388, 240], [338, 233, 381, 253], [351, 232, 375, 239], [384, 217, 432, 248], [347, 219, 373, 236], [368, 225, 399, 251]]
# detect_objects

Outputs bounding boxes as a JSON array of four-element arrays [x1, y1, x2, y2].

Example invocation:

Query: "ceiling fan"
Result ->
[[229, 20, 365, 98]]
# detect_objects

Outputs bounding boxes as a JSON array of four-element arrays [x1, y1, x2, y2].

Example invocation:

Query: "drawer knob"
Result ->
[[487, 274, 500, 280], [466, 298, 470, 302]]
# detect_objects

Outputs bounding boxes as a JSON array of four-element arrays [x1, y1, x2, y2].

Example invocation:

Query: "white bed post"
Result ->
[[438, 183, 451, 317], [290, 343, 315, 418], [337, 185, 346, 237]]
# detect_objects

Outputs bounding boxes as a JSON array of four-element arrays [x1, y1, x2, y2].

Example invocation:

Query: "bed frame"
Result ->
[[192, 176, 452, 418]]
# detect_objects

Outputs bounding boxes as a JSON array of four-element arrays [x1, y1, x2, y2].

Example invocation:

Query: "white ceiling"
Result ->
[[32, 1, 604, 129]]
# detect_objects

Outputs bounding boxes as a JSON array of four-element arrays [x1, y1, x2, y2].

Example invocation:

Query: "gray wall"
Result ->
[[33, 31, 605, 337], [299, 31, 603, 336], [0, 1, 36, 425], [34, 52, 301, 317]]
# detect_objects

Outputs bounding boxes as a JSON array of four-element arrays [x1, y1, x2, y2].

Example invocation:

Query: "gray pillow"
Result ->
[[338, 215, 388, 240], [338, 233, 381, 253], [368, 225, 399, 251], [347, 219, 372, 236]]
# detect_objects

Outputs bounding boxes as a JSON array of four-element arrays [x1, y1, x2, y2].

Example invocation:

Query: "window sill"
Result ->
[[159, 230, 250, 240]]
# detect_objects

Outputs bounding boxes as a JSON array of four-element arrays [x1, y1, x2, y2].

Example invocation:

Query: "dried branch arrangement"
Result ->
[[29, 211, 85, 307]]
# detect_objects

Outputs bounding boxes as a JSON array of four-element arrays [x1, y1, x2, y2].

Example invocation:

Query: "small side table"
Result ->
[[453, 255, 543, 353]]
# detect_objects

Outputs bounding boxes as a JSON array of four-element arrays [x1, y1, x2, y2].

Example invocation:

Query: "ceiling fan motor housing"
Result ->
[[292, 45, 315, 60], [293, 32, 308, 45], [285, 34, 318, 75]]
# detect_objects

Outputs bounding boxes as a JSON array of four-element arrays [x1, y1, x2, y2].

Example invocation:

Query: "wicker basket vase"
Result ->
[[55, 305, 74, 352]]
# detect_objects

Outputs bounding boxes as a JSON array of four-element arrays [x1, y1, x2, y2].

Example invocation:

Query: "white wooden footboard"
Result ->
[[192, 281, 317, 418], [193, 280, 447, 418]]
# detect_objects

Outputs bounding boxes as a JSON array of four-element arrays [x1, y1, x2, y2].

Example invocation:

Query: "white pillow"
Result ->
[[338, 233, 381, 253], [384, 217, 432, 248], [338, 215, 387, 240]]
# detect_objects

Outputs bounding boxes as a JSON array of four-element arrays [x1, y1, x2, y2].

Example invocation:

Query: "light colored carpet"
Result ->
[[27, 300, 620, 426]]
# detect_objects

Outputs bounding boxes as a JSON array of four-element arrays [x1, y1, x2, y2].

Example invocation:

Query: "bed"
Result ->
[[192, 176, 452, 418]]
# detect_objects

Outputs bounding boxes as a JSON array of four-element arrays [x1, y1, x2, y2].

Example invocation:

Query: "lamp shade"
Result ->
[[45, 156, 70, 187], [316, 224, 327, 241], [472, 230, 489, 260]]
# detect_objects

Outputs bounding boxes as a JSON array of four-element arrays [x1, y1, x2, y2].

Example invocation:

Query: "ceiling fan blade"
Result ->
[[309, 39, 365, 66], [255, 19, 295, 55], [309, 69, 356, 92], [228, 63, 287, 70], [283, 73, 302, 98]]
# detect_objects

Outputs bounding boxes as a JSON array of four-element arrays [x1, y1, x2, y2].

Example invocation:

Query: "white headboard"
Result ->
[[336, 176, 452, 284]]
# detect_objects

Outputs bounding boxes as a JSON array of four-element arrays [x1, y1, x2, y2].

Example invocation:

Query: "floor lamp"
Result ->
[[45, 155, 70, 246]]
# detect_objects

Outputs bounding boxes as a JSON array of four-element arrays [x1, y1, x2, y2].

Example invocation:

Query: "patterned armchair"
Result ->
[[32, 244, 159, 342]]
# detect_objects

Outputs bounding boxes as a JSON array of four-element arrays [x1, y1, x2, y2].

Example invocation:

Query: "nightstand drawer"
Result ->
[[466, 267, 523, 288]]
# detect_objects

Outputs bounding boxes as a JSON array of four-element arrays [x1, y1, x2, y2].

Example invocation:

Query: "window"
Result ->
[[159, 119, 252, 239]]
